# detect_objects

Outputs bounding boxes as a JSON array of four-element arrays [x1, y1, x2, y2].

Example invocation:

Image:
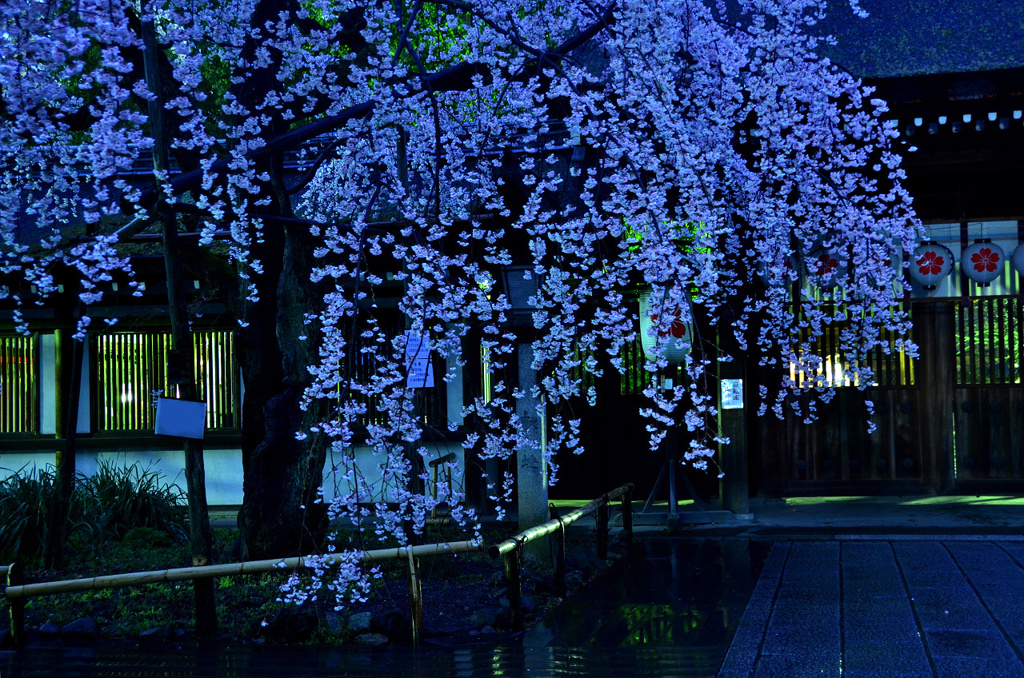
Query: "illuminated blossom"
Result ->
[[0, 0, 922, 607]]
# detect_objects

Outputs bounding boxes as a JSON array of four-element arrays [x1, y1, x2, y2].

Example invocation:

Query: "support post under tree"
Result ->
[[44, 317, 83, 568], [142, 12, 216, 637]]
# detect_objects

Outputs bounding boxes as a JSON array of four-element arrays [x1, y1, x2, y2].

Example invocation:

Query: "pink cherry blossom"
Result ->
[[1, 0, 921, 607]]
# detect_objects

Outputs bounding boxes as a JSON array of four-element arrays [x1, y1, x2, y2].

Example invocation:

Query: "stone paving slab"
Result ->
[[718, 539, 1024, 678]]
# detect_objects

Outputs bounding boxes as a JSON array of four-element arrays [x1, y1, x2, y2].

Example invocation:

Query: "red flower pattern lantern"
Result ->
[[908, 242, 953, 290], [960, 240, 1004, 286], [756, 255, 798, 288], [805, 247, 846, 289], [1011, 243, 1024, 278], [639, 289, 692, 366]]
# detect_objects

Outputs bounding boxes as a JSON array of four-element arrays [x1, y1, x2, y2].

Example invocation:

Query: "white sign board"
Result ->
[[155, 397, 207, 439], [404, 330, 434, 389], [721, 379, 744, 410]]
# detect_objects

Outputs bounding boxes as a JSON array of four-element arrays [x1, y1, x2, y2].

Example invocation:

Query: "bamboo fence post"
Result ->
[[7, 562, 25, 647], [550, 505, 566, 598], [597, 502, 609, 560], [407, 549, 423, 647], [621, 487, 633, 548], [503, 547, 524, 631]]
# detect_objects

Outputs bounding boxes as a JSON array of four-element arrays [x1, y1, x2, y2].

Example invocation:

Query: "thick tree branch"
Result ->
[[133, 3, 617, 215]]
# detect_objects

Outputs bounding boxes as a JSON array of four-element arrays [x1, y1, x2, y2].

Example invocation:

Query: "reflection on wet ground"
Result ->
[[2, 538, 768, 678], [526, 538, 770, 674]]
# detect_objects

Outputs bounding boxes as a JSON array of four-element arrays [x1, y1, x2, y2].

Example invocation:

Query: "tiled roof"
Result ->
[[817, 0, 1024, 78]]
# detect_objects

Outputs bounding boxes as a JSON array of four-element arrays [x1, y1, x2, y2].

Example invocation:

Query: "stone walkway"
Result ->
[[719, 539, 1024, 678]]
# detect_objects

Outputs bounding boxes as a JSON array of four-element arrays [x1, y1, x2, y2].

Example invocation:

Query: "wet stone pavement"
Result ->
[[13, 534, 1024, 677], [720, 539, 1024, 678]]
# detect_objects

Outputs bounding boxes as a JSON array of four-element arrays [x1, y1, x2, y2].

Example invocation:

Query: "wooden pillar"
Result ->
[[915, 300, 956, 492], [744, 352, 786, 498], [142, 13, 216, 637], [45, 312, 83, 567]]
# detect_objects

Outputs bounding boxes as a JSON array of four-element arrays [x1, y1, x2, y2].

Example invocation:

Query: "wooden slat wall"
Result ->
[[0, 335, 37, 434], [346, 330, 448, 430], [953, 296, 1024, 480], [93, 330, 237, 432], [782, 304, 922, 489], [784, 389, 924, 484], [790, 310, 915, 389]]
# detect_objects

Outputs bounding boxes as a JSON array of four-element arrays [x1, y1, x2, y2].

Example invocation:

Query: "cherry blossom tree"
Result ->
[[1, 0, 919, 599]]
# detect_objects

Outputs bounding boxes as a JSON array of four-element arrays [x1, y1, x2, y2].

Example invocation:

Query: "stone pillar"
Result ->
[[719, 359, 749, 515], [39, 333, 57, 436], [516, 342, 549, 560]]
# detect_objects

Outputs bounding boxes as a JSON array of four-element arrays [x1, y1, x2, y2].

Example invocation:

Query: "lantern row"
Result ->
[[908, 240, 1019, 290], [759, 241, 1022, 291]]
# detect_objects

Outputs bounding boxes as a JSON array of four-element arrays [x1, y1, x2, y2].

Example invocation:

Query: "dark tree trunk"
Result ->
[[234, 187, 330, 560]]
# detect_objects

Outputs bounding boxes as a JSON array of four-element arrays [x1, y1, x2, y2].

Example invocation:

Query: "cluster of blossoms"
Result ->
[[1, 0, 919, 604]]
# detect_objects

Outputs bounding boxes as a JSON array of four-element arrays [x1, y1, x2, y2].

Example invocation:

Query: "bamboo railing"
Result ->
[[4, 541, 482, 647], [489, 483, 634, 630], [5, 485, 635, 645]]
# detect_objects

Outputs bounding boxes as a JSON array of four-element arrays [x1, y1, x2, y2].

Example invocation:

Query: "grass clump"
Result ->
[[0, 460, 188, 563], [0, 467, 66, 563]]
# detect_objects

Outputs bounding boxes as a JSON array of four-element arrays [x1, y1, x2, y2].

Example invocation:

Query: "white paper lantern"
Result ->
[[756, 255, 799, 288], [639, 289, 692, 365], [960, 240, 1004, 286], [805, 248, 846, 289], [1011, 243, 1024, 277], [908, 242, 954, 290]]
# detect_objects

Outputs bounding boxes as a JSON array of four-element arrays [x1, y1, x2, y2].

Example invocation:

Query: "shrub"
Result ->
[[77, 461, 189, 543], [0, 460, 188, 562], [0, 466, 80, 563]]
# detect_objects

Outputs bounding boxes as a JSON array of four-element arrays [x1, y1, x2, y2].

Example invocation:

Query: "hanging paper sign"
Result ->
[[721, 379, 744, 410], [404, 330, 434, 389], [1011, 243, 1024, 277], [639, 289, 692, 366], [908, 242, 954, 290], [805, 247, 846, 289], [155, 398, 207, 439], [960, 240, 1004, 286]]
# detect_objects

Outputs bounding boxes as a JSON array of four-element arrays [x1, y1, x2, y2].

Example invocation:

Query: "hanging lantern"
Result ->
[[756, 254, 799, 288], [639, 289, 692, 366], [960, 240, 1004, 287], [1011, 243, 1024, 277], [805, 247, 846, 289], [908, 241, 954, 290]]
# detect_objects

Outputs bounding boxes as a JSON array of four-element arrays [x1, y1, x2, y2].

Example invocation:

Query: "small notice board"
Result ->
[[155, 398, 208, 439]]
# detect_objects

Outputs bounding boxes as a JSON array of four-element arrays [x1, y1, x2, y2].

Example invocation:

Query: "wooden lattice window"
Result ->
[[789, 305, 915, 389], [93, 330, 238, 431], [344, 330, 448, 430], [955, 296, 1023, 386], [0, 335, 37, 434]]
